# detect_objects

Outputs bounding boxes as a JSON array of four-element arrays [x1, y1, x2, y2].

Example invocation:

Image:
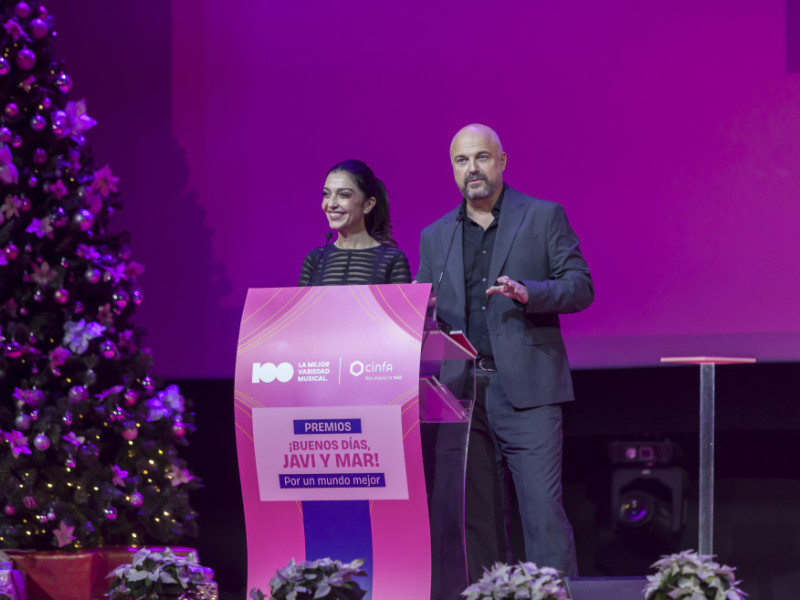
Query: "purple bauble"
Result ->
[[54, 288, 69, 304], [30, 113, 46, 132], [123, 390, 138, 406], [173, 422, 187, 438], [15, 48, 36, 71], [15, 1, 31, 18], [19, 197, 31, 212], [55, 72, 72, 93], [0, 57, 9, 76], [30, 17, 48, 39], [122, 426, 138, 441], [101, 341, 118, 359], [68, 385, 88, 403], [33, 433, 50, 451], [5, 103, 19, 118], [5, 243, 19, 261], [63, 411, 72, 426], [84, 266, 101, 284], [129, 492, 144, 508], [15, 413, 32, 430], [4, 504, 15, 515], [33, 148, 47, 164], [73, 209, 94, 231], [104, 506, 118, 521], [65, 456, 76, 468], [142, 376, 155, 393]]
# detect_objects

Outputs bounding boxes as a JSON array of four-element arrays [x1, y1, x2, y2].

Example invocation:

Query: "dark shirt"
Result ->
[[298, 244, 412, 286], [463, 188, 504, 357]]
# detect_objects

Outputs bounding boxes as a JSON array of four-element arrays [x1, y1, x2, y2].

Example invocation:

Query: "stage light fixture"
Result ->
[[609, 440, 688, 544]]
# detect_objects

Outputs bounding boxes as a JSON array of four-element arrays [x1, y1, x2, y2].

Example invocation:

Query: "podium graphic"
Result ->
[[234, 284, 475, 600]]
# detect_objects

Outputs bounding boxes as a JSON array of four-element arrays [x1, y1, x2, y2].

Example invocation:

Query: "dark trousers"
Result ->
[[465, 371, 578, 581]]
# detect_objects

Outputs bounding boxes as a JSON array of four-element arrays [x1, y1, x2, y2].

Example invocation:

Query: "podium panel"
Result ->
[[234, 284, 433, 599]]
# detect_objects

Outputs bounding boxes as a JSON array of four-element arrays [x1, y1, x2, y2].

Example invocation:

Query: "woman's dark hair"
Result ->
[[327, 159, 397, 247]]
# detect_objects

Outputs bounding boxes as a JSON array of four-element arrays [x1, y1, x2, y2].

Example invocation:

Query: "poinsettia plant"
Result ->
[[105, 547, 212, 600], [461, 561, 569, 600], [250, 557, 367, 600], [644, 549, 746, 600]]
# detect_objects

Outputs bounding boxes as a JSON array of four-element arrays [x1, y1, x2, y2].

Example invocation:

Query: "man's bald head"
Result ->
[[450, 123, 507, 203]]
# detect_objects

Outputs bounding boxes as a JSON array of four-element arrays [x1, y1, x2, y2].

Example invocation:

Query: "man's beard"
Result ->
[[461, 174, 496, 200]]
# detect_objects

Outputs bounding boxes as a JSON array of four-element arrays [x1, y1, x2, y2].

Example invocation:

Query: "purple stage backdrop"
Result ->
[[46, 0, 800, 378]]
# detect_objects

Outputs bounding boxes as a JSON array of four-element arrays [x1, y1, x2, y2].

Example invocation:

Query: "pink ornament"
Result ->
[[15, 1, 31, 18], [0, 57, 9, 76], [54, 288, 69, 304], [122, 426, 138, 441], [15, 48, 36, 71], [23, 495, 36, 509], [55, 72, 72, 93], [84, 267, 101, 284], [0, 126, 10, 141], [173, 422, 187, 438], [30, 113, 46, 131], [5, 243, 19, 260], [73, 209, 94, 231], [123, 390, 138, 406], [5, 103, 19, 118], [65, 456, 76, 468], [19, 197, 31, 212], [5, 341, 22, 358], [104, 506, 117, 521], [129, 492, 144, 508], [33, 433, 50, 450], [68, 385, 88, 403], [33, 147, 47, 164], [30, 17, 48, 39], [101, 341, 118, 359]]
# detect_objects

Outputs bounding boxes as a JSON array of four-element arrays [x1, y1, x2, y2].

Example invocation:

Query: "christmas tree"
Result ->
[[0, 0, 199, 549]]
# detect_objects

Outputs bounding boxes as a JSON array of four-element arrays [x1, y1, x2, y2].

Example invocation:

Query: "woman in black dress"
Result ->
[[298, 159, 412, 286]]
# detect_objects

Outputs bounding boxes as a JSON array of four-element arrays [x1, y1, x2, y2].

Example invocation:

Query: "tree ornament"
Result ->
[[104, 506, 118, 521], [73, 300, 85, 314], [54, 288, 70, 304], [84, 368, 97, 385], [15, 413, 32, 430], [5, 103, 20, 118], [23, 496, 36, 509], [108, 406, 124, 422], [30, 17, 49, 39], [11, 134, 22, 148], [129, 492, 144, 508], [173, 422, 187, 438], [122, 425, 138, 441], [131, 288, 143, 306], [4, 504, 15, 516], [33, 289, 44, 302], [47, 509, 56, 521], [19, 197, 31, 212], [0, 126, 11, 141], [112, 290, 129, 310], [49, 206, 67, 227], [51, 109, 67, 136], [123, 389, 138, 406], [63, 411, 72, 426], [0, 57, 9, 76], [65, 456, 76, 468], [30, 113, 46, 132], [73, 208, 94, 231], [15, 1, 31, 18], [68, 385, 89, 403], [5, 243, 19, 260], [33, 147, 47, 163], [5, 341, 23, 358], [142, 376, 154, 393], [84, 266, 101, 284], [33, 433, 51, 450], [28, 175, 38, 187], [15, 48, 36, 71], [100, 340, 118, 359], [40, 97, 51, 109], [55, 72, 72, 93]]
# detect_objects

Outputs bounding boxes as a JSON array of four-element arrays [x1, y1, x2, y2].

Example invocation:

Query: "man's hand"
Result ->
[[486, 275, 528, 304]]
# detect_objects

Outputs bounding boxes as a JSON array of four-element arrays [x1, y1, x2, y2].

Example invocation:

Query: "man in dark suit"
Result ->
[[417, 123, 593, 581]]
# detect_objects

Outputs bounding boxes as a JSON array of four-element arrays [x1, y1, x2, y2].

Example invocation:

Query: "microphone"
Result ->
[[435, 210, 464, 297], [305, 232, 333, 286]]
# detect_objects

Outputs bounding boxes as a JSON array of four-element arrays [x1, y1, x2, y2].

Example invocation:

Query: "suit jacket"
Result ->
[[417, 185, 593, 408]]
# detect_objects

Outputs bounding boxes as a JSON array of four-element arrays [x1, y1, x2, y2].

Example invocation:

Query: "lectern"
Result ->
[[234, 284, 475, 600]]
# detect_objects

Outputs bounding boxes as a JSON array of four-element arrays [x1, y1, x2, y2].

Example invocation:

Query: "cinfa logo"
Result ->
[[349, 360, 393, 377], [252, 362, 294, 383]]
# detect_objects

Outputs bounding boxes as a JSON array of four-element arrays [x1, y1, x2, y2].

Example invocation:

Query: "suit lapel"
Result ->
[[440, 213, 466, 313], [488, 187, 527, 285]]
